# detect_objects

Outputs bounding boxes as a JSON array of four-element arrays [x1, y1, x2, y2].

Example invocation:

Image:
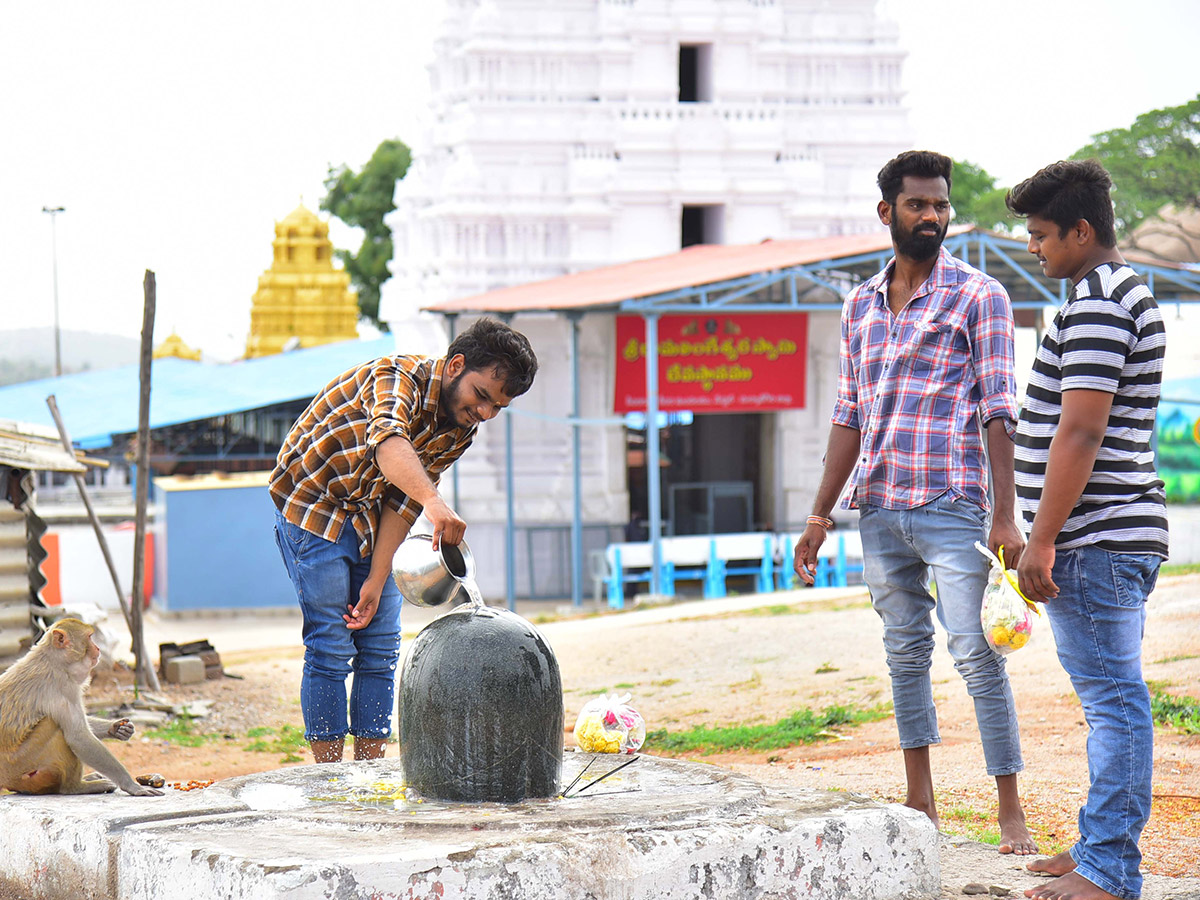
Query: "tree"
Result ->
[[950, 159, 1015, 233], [321, 138, 412, 329], [1072, 94, 1200, 236]]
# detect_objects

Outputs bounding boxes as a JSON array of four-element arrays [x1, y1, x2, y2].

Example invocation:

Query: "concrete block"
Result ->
[[0, 755, 940, 900], [164, 654, 205, 684]]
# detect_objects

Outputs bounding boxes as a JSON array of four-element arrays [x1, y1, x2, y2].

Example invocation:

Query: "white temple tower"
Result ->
[[380, 0, 912, 600], [383, 0, 909, 319]]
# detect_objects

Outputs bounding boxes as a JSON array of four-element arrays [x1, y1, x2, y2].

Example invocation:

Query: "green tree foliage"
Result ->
[[1072, 94, 1200, 235], [950, 159, 1015, 232], [320, 138, 412, 329]]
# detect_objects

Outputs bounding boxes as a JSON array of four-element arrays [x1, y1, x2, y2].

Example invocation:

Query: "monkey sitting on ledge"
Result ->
[[0, 618, 162, 797]]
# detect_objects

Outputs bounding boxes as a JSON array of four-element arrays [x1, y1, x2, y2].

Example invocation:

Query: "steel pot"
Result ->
[[393, 533, 476, 607]]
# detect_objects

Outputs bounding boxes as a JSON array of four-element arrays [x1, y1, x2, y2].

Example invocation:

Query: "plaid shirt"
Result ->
[[269, 355, 475, 557], [831, 246, 1018, 511]]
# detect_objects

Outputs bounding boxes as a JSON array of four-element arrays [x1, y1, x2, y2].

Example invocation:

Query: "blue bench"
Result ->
[[604, 533, 775, 609]]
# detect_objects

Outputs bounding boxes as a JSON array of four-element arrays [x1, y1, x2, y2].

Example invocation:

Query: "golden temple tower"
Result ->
[[244, 204, 360, 358], [153, 330, 202, 361]]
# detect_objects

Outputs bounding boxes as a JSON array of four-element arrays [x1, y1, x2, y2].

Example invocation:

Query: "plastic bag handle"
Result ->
[[974, 541, 1041, 615]]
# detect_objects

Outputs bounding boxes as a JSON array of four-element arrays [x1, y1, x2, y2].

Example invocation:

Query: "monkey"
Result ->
[[0, 618, 162, 797]]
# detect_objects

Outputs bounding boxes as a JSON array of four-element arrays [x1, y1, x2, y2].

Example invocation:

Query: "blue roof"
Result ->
[[0, 337, 397, 449]]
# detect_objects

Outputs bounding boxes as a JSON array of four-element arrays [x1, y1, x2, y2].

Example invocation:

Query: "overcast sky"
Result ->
[[2, 0, 1197, 362]]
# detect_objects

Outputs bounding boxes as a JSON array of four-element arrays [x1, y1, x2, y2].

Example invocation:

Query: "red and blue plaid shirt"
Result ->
[[831, 246, 1018, 511]]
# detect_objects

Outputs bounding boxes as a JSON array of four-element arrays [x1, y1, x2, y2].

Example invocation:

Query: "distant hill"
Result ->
[[0, 328, 139, 386]]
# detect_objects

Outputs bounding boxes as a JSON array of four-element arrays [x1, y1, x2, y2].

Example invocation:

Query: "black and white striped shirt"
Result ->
[[1014, 263, 1168, 557]]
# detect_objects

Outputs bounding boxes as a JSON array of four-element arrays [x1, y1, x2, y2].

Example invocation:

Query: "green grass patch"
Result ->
[[651, 678, 680, 688], [940, 805, 1001, 846], [143, 715, 221, 748], [243, 724, 307, 762], [645, 703, 890, 754], [814, 661, 840, 674], [1150, 653, 1200, 665], [1160, 562, 1200, 577], [1150, 687, 1200, 734], [614, 682, 635, 690], [742, 604, 802, 617]]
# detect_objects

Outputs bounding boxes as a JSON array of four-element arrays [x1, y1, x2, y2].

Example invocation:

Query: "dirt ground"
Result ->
[[91, 575, 1200, 896]]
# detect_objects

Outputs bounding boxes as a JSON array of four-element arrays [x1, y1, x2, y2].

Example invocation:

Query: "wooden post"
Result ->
[[130, 271, 160, 692]]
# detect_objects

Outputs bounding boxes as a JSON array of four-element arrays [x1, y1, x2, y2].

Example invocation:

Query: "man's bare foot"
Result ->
[[1027, 851, 1077, 877], [1024, 871, 1118, 899], [998, 808, 1038, 855]]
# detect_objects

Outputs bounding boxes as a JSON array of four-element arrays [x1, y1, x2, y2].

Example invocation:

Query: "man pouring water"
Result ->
[[269, 318, 539, 764]]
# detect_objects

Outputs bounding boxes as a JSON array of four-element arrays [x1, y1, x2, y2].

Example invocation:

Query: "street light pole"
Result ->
[[42, 206, 65, 377]]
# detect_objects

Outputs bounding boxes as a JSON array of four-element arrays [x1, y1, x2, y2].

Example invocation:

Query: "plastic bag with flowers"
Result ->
[[975, 541, 1040, 655], [573, 693, 646, 754]]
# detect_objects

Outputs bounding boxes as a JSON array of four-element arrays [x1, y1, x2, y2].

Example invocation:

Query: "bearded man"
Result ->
[[270, 317, 538, 763], [793, 150, 1037, 854]]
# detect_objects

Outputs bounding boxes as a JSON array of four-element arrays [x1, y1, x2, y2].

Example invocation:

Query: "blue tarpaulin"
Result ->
[[0, 337, 397, 449]]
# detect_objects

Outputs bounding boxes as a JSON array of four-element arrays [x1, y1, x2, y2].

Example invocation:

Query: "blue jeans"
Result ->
[[273, 509, 403, 742], [858, 492, 1023, 776], [1045, 546, 1158, 900]]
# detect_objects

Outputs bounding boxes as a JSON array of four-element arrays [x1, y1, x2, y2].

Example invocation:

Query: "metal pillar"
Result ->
[[446, 313, 460, 512], [644, 313, 664, 595], [42, 206, 65, 377], [568, 313, 584, 608], [500, 314, 517, 611]]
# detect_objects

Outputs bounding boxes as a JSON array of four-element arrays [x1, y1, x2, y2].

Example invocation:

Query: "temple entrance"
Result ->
[[626, 412, 770, 537]]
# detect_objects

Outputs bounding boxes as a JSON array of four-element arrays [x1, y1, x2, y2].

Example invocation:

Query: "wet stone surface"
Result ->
[[399, 605, 565, 803], [1, 753, 941, 899]]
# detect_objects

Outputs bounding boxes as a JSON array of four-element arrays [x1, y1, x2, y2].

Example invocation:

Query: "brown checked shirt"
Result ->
[[269, 355, 475, 558]]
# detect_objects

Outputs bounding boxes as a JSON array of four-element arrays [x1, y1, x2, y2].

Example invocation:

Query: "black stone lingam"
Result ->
[[399, 605, 564, 802]]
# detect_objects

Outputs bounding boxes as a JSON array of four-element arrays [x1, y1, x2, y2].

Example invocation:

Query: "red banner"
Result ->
[[613, 313, 807, 413]]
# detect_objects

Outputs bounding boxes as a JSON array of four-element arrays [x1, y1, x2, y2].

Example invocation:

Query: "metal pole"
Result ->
[[41, 206, 65, 377], [500, 315, 517, 611], [568, 313, 583, 608], [445, 313, 461, 512], [645, 313, 664, 596], [504, 401, 516, 611]]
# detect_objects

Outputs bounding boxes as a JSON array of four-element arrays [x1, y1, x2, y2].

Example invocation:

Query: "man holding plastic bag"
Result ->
[[794, 151, 1037, 855], [1008, 160, 1167, 900]]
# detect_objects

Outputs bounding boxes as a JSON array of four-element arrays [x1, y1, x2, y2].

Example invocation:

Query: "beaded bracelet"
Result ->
[[806, 515, 834, 530]]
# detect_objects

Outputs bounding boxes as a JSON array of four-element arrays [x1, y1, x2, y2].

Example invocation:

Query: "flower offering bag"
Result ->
[[974, 541, 1040, 655], [573, 692, 646, 754]]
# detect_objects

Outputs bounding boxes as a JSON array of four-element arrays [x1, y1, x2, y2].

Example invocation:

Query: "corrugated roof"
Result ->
[[424, 229, 973, 314], [0, 337, 396, 450], [423, 226, 1200, 316], [0, 420, 87, 472]]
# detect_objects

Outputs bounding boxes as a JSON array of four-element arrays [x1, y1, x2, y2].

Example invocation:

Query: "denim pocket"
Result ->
[[1110, 553, 1159, 609], [934, 492, 986, 527], [277, 516, 310, 555]]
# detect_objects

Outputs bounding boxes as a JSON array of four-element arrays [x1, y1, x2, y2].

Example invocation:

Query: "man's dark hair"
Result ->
[[876, 150, 953, 206], [1004, 159, 1117, 248], [447, 317, 538, 397]]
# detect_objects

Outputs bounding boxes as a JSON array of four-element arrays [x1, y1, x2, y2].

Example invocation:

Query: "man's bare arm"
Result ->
[[794, 424, 861, 585], [375, 435, 465, 548], [1016, 389, 1113, 603], [345, 504, 412, 630], [985, 418, 1025, 568]]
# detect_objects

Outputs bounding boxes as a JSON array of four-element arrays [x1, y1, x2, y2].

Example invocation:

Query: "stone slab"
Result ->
[[0, 753, 940, 900]]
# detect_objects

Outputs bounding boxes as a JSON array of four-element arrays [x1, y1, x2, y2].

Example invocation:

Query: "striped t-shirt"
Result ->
[[1014, 263, 1168, 557]]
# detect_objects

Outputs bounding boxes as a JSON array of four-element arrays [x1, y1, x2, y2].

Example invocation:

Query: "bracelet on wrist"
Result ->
[[806, 515, 834, 530]]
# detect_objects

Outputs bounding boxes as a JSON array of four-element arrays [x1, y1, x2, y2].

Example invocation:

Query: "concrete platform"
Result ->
[[0, 753, 939, 900]]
